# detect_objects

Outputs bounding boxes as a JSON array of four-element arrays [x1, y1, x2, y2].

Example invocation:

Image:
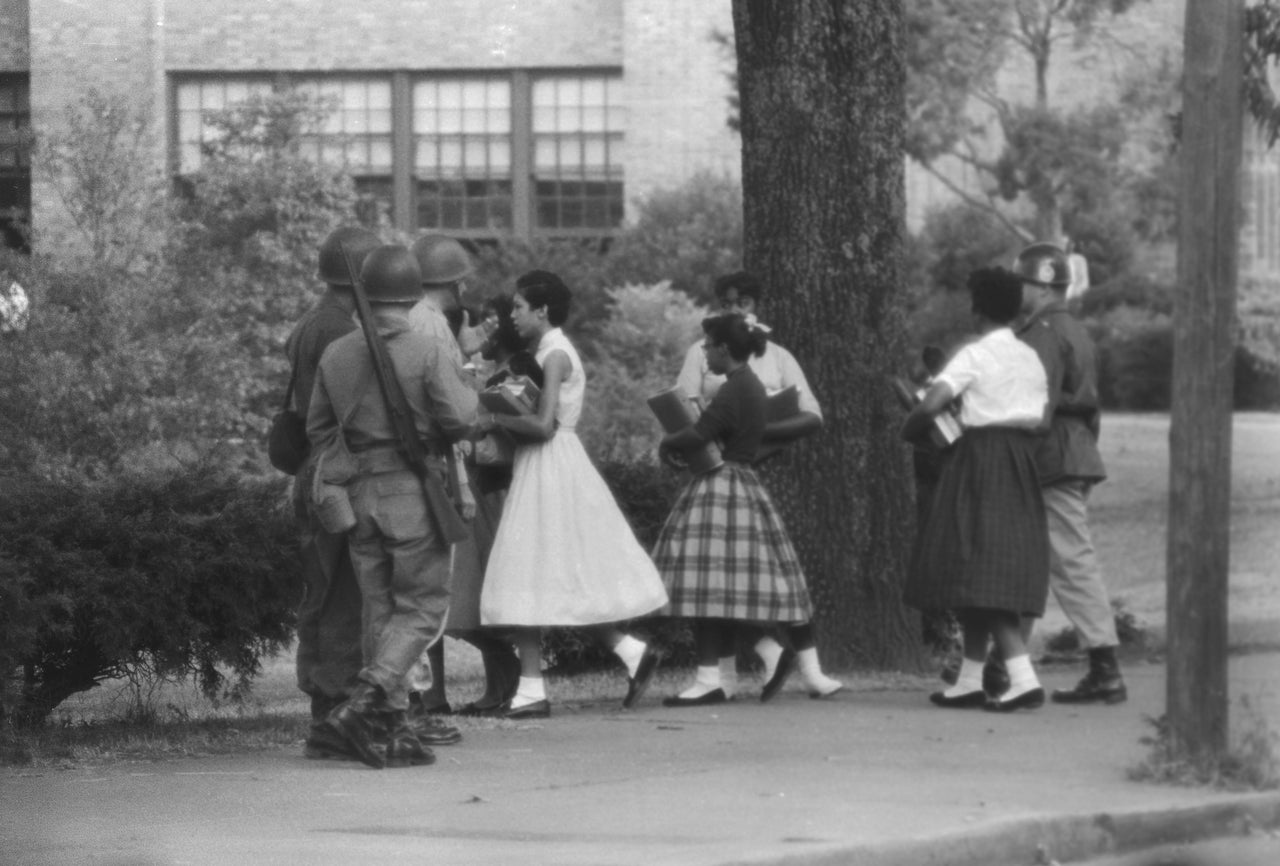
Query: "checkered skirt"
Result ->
[[653, 462, 813, 622], [905, 426, 1049, 617]]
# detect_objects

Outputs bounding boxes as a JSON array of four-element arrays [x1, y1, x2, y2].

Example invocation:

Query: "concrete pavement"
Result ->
[[3, 653, 1279, 866]]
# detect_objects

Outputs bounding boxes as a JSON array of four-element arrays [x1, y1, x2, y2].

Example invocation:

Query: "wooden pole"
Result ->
[[1166, 0, 1243, 764]]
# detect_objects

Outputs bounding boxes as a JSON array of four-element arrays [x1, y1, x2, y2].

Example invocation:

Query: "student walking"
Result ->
[[479, 271, 668, 718], [902, 268, 1050, 712], [654, 313, 842, 706]]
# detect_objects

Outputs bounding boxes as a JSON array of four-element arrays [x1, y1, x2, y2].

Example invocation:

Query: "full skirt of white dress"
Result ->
[[480, 430, 669, 626]]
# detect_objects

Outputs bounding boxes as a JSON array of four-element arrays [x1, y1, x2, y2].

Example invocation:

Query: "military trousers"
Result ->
[[347, 468, 452, 711], [293, 475, 363, 705], [1044, 480, 1119, 648]]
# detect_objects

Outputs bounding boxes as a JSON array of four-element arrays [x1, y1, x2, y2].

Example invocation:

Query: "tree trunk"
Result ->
[[733, 0, 922, 669], [1166, 0, 1241, 765]]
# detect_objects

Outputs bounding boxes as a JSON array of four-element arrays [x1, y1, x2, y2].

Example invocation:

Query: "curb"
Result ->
[[716, 792, 1280, 866]]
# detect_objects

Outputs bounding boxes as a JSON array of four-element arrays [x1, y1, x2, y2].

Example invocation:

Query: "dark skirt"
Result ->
[[904, 426, 1048, 617], [653, 462, 813, 623]]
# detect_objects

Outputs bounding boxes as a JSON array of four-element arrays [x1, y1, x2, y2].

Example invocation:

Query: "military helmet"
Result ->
[[360, 245, 424, 304], [1012, 242, 1071, 289], [410, 234, 474, 286], [318, 226, 381, 286]]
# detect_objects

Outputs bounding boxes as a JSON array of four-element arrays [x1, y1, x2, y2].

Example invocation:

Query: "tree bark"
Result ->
[[1167, 0, 1241, 764], [733, 0, 922, 669]]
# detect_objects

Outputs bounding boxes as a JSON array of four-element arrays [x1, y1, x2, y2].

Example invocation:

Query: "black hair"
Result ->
[[702, 313, 768, 361], [516, 269, 571, 326], [968, 267, 1023, 325], [480, 295, 527, 360], [712, 271, 762, 303]]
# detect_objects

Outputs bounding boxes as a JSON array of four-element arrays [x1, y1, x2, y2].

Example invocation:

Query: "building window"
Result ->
[[171, 70, 624, 241], [532, 74, 624, 231], [0, 74, 31, 251], [175, 78, 273, 173], [413, 77, 513, 233]]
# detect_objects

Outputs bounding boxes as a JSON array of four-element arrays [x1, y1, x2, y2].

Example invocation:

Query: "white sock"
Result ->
[[944, 657, 985, 698], [1002, 654, 1040, 697], [613, 635, 646, 677], [718, 656, 739, 699], [511, 676, 546, 708], [678, 666, 722, 699], [797, 647, 843, 695], [756, 636, 784, 682]]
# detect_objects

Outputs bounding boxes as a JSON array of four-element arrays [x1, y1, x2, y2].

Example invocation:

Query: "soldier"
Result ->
[[308, 244, 478, 768], [404, 234, 521, 720], [1014, 242, 1127, 705], [285, 225, 380, 760]]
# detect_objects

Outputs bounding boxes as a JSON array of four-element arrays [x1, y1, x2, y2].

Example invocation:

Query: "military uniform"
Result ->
[[285, 294, 363, 719], [308, 306, 477, 715]]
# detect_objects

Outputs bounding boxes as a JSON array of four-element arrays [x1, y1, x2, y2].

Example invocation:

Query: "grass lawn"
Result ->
[[9, 412, 1279, 766]]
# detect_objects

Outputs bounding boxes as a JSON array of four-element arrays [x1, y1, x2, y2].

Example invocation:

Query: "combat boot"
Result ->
[[383, 710, 437, 768], [1051, 647, 1127, 705], [325, 681, 389, 769], [304, 721, 358, 761], [407, 691, 463, 746]]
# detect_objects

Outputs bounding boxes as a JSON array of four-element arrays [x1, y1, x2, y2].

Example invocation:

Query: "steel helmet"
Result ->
[[1012, 242, 1071, 289], [410, 234, 474, 286], [317, 226, 381, 286], [360, 245, 424, 304]]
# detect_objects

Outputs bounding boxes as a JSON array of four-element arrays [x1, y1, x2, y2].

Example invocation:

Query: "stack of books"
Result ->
[[480, 376, 540, 416], [891, 376, 962, 449]]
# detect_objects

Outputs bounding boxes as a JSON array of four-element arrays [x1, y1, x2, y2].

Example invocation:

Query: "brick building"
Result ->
[[1, 0, 740, 253]]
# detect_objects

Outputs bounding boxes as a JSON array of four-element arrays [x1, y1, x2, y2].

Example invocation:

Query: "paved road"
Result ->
[[4, 654, 1278, 866]]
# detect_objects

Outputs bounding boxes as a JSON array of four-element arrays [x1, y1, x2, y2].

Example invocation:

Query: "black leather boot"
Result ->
[[325, 681, 389, 769], [384, 710, 437, 768], [407, 691, 463, 745], [1051, 647, 1127, 705]]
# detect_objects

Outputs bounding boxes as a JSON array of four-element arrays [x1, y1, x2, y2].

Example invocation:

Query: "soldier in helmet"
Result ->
[[308, 244, 478, 768], [1014, 241, 1127, 705], [285, 225, 380, 761]]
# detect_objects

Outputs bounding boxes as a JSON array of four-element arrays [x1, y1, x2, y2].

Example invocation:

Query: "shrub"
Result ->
[[916, 203, 1025, 295], [578, 281, 707, 461], [0, 466, 301, 727]]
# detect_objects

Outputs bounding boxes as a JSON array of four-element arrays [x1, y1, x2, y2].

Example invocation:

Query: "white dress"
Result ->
[[480, 328, 669, 626]]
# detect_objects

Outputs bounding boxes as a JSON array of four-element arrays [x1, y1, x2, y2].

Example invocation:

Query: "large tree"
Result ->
[[732, 1, 920, 669]]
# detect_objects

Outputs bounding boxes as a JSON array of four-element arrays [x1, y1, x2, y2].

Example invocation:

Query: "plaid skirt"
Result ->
[[653, 462, 813, 622], [905, 426, 1049, 617]]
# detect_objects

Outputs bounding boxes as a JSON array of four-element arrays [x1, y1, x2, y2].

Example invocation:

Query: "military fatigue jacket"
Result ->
[[307, 308, 477, 458], [1017, 300, 1107, 485]]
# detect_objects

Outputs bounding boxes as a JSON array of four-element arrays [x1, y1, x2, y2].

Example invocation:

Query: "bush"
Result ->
[[0, 466, 301, 727], [916, 203, 1025, 295]]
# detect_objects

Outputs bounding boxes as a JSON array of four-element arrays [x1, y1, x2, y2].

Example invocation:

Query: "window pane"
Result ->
[[464, 139, 486, 170], [533, 73, 624, 230], [489, 140, 510, 172]]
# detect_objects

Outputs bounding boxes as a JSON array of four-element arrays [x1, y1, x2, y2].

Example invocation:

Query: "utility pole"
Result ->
[[1166, 0, 1243, 764]]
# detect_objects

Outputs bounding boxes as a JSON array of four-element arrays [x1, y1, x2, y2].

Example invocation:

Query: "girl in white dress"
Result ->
[[480, 270, 669, 717]]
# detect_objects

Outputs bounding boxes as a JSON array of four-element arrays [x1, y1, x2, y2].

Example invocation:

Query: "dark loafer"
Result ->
[[759, 648, 796, 703], [504, 699, 551, 720], [984, 687, 1046, 713], [622, 645, 662, 709], [662, 688, 727, 708], [457, 701, 504, 718], [929, 689, 988, 709]]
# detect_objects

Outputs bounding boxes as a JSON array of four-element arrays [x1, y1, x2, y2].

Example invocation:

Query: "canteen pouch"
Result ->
[[314, 482, 356, 534], [267, 408, 309, 475]]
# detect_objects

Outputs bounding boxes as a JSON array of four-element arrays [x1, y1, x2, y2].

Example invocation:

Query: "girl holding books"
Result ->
[[901, 267, 1050, 712], [479, 271, 669, 718], [653, 313, 842, 706]]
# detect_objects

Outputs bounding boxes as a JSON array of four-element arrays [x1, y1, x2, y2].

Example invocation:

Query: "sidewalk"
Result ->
[[3, 654, 1279, 866]]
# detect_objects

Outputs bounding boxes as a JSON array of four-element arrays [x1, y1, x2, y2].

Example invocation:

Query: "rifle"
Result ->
[[341, 243, 470, 545]]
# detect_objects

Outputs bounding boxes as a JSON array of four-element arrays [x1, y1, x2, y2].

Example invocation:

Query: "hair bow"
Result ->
[[743, 313, 772, 335]]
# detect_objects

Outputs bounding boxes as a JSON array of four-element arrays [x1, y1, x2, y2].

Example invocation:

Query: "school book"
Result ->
[[646, 386, 724, 475], [754, 385, 801, 463], [891, 375, 962, 450], [479, 376, 540, 416]]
